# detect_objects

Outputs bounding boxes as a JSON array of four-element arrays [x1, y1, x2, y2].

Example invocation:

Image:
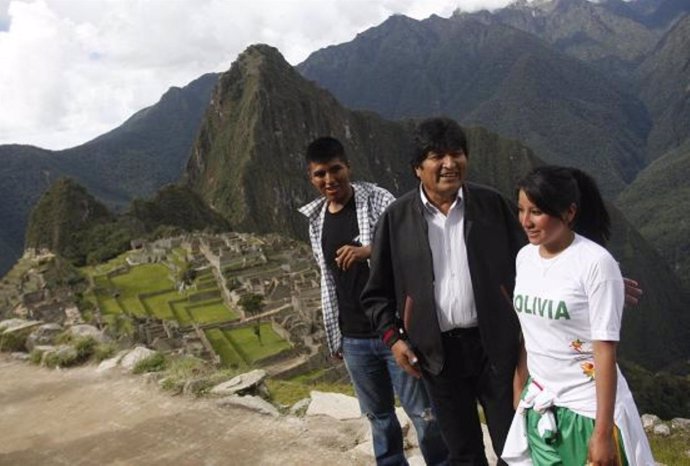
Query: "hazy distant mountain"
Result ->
[[0, 73, 219, 275], [467, 0, 687, 77], [298, 14, 650, 197]]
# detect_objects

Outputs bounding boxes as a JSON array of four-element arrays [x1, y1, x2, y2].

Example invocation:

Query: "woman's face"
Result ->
[[518, 190, 575, 252]]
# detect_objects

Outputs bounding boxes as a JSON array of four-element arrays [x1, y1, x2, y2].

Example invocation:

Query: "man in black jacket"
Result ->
[[362, 117, 526, 465]]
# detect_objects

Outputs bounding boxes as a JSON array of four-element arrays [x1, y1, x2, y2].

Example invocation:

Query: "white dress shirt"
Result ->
[[419, 185, 478, 331]]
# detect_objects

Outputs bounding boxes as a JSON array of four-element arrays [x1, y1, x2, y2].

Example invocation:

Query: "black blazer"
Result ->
[[362, 182, 526, 376]]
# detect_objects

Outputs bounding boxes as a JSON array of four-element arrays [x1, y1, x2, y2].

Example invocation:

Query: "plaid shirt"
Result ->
[[298, 182, 396, 355]]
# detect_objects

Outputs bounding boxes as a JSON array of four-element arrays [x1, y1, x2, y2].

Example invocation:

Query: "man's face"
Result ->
[[414, 149, 467, 202], [308, 157, 352, 204]]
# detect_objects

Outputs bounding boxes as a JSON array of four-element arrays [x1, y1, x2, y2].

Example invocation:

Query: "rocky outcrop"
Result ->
[[66, 324, 109, 343], [216, 395, 280, 417], [209, 369, 268, 397], [25, 323, 63, 351]]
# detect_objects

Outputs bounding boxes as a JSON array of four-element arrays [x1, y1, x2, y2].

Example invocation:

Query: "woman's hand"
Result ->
[[587, 430, 618, 465], [589, 340, 618, 466]]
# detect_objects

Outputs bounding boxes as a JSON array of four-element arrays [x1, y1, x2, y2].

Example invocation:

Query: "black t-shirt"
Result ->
[[321, 196, 376, 338]]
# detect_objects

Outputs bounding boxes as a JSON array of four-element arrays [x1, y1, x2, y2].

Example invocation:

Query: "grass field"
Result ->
[[141, 290, 178, 320], [186, 299, 239, 324], [205, 328, 246, 368], [169, 298, 193, 324], [81, 251, 291, 371], [109, 264, 172, 316], [224, 324, 291, 364]]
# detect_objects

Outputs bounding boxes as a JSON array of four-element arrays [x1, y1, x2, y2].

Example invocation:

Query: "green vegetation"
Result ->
[[142, 290, 178, 320], [43, 348, 79, 368], [617, 143, 690, 290], [93, 341, 118, 362], [224, 324, 290, 364], [73, 336, 98, 361], [129, 184, 230, 234], [621, 360, 690, 419], [205, 328, 246, 368], [85, 257, 241, 333], [649, 430, 690, 466], [24, 179, 116, 266], [266, 378, 354, 407], [29, 348, 44, 365], [186, 300, 238, 324], [159, 355, 237, 396], [109, 264, 172, 316], [0, 329, 30, 352], [132, 352, 167, 374]]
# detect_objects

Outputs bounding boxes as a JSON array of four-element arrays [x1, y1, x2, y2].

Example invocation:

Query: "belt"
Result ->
[[441, 326, 480, 338]]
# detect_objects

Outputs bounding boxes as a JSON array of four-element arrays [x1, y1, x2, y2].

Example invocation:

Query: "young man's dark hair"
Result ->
[[306, 136, 348, 165], [410, 116, 468, 169]]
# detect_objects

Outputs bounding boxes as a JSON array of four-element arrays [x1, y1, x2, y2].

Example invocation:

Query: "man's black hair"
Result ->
[[306, 137, 348, 165], [410, 117, 468, 169]]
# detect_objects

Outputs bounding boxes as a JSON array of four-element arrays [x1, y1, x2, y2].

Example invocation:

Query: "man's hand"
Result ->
[[391, 340, 422, 379], [623, 277, 643, 307], [335, 244, 371, 271]]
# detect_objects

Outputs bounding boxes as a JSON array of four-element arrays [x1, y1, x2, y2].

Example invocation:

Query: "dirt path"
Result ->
[[0, 356, 369, 466]]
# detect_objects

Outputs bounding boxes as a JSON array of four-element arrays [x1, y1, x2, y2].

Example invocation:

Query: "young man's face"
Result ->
[[308, 157, 352, 204]]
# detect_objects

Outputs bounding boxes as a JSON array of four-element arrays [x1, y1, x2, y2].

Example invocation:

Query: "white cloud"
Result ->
[[0, 0, 519, 149]]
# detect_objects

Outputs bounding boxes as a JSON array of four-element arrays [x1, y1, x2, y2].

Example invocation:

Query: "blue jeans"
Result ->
[[342, 337, 448, 466]]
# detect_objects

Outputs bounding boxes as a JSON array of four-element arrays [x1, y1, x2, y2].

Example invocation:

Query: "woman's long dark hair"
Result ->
[[517, 166, 610, 246]]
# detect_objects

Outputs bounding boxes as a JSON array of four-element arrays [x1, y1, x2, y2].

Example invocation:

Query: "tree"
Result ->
[[238, 293, 265, 345]]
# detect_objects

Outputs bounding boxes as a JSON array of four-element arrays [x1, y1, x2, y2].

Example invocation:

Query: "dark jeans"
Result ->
[[342, 337, 449, 466], [421, 329, 514, 466]]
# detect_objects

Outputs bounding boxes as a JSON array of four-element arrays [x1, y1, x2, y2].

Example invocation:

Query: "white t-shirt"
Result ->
[[514, 234, 624, 412], [508, 233, 654, 465]]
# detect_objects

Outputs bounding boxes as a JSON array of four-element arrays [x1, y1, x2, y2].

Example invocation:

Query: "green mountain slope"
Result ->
[[25, 178, 115, 265], [130, 184, 230, 234], [636, 14, 690, 160], [617, 142, 690, 290], [608, 203, 690, 367]]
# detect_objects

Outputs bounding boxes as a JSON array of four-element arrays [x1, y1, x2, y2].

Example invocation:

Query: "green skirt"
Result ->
[[525, 405, 628, 466]]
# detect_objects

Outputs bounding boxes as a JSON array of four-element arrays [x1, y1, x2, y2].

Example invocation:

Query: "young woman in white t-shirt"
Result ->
[[502, 166, 654, 466]]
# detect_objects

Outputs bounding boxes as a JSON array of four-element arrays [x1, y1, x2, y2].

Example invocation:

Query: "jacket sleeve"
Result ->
[[361, 209, 402, 347]]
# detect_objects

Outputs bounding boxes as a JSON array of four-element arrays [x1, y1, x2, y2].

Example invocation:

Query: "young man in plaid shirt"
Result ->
[[299, 137, 447, 465]]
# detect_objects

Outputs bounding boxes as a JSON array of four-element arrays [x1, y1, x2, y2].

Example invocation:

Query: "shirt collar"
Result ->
[[418, 183, 463, 214]]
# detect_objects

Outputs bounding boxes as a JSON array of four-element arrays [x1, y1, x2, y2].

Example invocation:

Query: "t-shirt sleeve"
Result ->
[[584, 252, 624, 341]]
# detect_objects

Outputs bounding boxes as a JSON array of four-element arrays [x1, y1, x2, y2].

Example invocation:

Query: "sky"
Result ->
[[0, 0, 525, 150]]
